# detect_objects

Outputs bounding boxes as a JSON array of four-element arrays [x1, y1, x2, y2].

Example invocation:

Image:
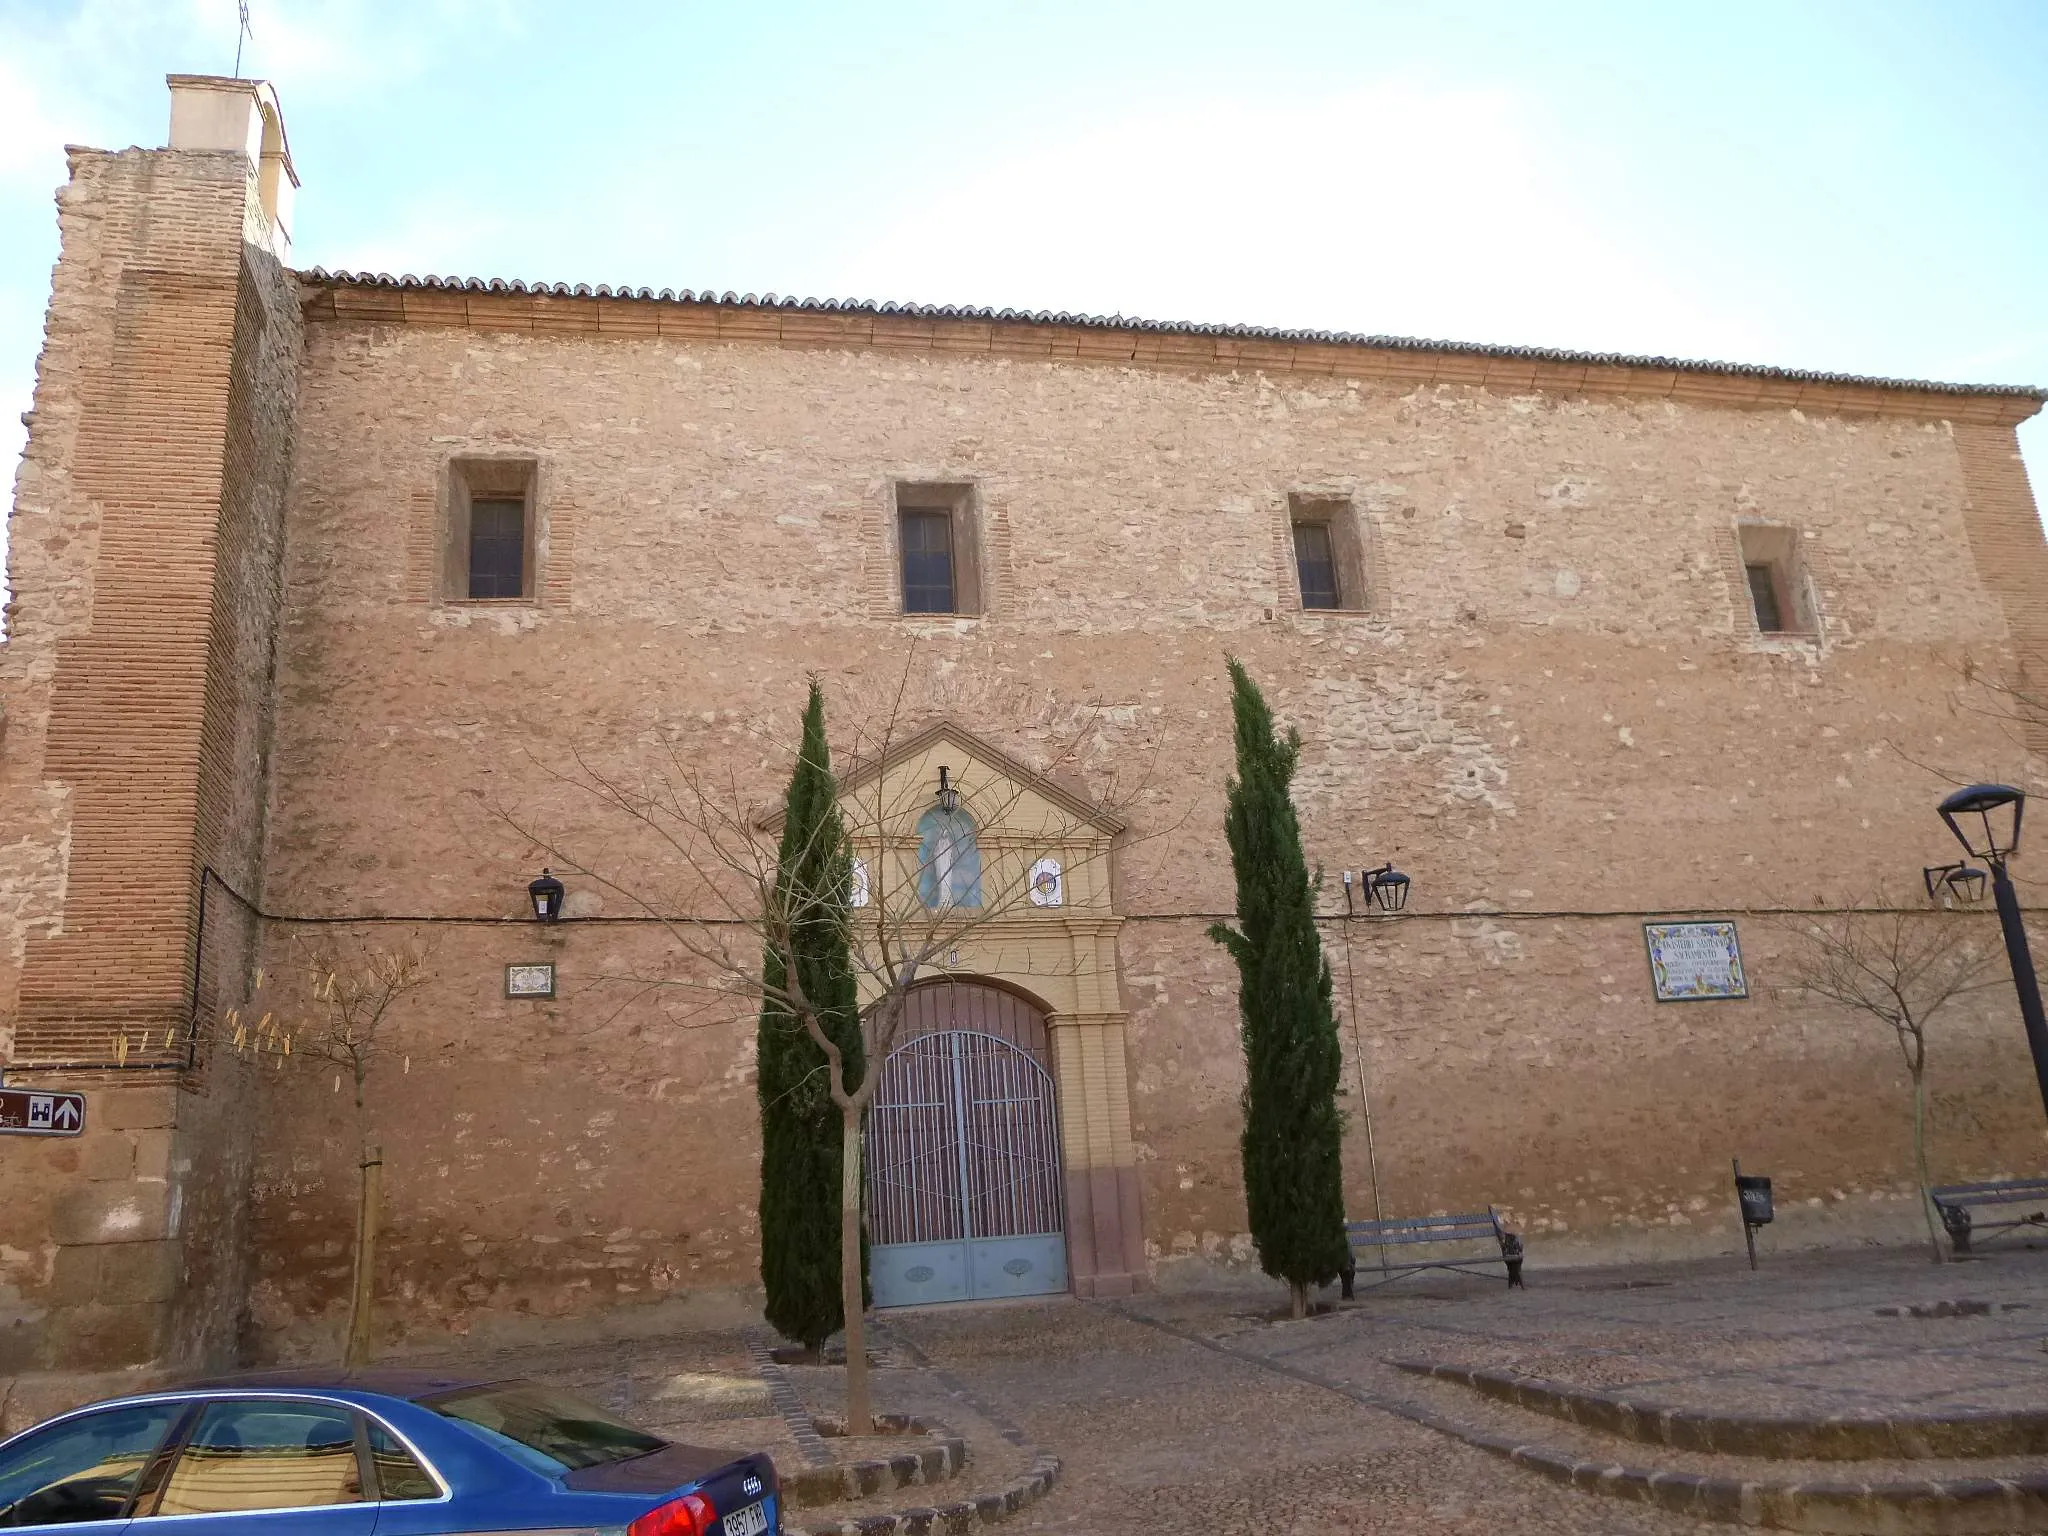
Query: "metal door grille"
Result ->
[[866, 1028, 1064, 1246]]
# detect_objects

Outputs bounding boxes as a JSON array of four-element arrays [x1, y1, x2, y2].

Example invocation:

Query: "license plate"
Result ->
[[723, 1499, 770, 1536]]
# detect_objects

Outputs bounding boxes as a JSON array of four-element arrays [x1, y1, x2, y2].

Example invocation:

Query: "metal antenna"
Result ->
[[233, 0, 252, 78]]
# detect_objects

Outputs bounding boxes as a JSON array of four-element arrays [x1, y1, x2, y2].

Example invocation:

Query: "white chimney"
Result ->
[[166, 74, 298, 259]]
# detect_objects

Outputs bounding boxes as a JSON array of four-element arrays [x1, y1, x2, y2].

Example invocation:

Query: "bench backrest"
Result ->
[[1346, 1211, 1502, 1248], [1930, 1179, 2048, 1204]]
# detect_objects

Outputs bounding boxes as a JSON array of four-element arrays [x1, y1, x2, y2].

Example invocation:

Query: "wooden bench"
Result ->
[[1338, 1209, 1525, 1296], [1930, 1178, 2048, 1256]]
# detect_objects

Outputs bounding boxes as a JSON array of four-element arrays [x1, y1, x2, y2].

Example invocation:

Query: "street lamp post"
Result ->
[[1337, 862, 1411, 1248], [1938, 784, 2048, 1120]]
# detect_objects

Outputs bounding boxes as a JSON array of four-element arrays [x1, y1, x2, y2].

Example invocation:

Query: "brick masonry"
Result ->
[[4, 90, 2048, 1369], [1, 133, 298, 1376]]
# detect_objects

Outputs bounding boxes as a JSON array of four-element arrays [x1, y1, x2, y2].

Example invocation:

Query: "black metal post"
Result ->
[[1989, 857, 2048, 1123], [186, 865, 211, 1070], [1734, 1158, 1757, 1271]]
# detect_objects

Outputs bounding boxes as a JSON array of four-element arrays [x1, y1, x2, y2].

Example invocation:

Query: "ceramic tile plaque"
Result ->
[[506, 962, 556, 999], [1644, 920, 1747, 1002]]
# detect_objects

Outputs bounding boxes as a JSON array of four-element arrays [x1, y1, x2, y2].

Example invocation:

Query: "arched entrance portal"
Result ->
[[865, 979, 1068, 1307]]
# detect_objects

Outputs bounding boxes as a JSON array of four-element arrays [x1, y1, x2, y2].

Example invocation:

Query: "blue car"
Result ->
[[0, 1368, 779, 1534]]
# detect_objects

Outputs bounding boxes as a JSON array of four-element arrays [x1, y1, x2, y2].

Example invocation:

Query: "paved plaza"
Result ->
[[379, 1240, 2048, 1532]]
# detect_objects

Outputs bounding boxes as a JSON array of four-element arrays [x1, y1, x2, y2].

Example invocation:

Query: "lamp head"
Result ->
[[528, 867, 566, 922], [1369, 865, 1411, 913], [1949, 865, 1990, 905], [1938, 783, 2025, 863], [936, 766, 961, 815], [1924, 862, 1990, 907]]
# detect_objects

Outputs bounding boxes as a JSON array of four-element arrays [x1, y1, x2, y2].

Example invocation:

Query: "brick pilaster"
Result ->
[[1953, 424, 2048, 760], [2, 125, 301, 1377]]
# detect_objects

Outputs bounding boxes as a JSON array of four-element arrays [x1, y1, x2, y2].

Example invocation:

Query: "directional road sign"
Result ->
[[0, 1088, 86, 1136]]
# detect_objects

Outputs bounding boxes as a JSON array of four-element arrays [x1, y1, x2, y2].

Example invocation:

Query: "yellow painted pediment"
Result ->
[[761, 718, 1121, 922], [832, 720, 1124, 843]]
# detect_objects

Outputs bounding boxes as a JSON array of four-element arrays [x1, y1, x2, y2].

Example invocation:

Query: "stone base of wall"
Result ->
[[3, 1081, 187, 1375], [1071, 1271, 1149, 1299], [251, 1280, 768, 1365], [1145, 1193, 1952, 1298], [1065, 1164, 1150, 1299], [1520, 1192, 1941, 1269], [0, 1365, 170, 1438]]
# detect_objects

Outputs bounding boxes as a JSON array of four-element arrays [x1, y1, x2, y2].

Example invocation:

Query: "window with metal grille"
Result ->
[[900, 508, 956, 614], [1292, 519, 1342, 610], [468, 498, 525, 599]]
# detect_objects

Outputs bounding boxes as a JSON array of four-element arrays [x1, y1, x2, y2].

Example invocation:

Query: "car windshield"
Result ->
[[420, 1383, 665, 1472]]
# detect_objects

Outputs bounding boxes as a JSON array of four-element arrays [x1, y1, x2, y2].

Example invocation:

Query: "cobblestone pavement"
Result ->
[[393, 1322, 1041, 1523], [879, 1295, 1704, 1534], [382, 1243, 2048, 1532], [874, 1245, 2048, 1532], [1270, 1241, 2048, 1420]]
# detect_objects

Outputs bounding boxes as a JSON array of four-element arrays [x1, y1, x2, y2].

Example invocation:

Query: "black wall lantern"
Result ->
[[935, 765, 961, 815], [1343, 863, 1412, 914], [1923, 862, 1989, 906], [1367, 864, 1411, 913], [528, 867, 566, 923]]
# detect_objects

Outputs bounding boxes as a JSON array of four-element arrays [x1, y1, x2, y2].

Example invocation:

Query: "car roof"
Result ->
[[0, 1369, 521, 1448], [168, 1367, 511, 1401]]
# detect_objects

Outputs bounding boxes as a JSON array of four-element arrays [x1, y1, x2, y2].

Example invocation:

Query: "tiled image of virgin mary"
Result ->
[[916, 804, 983, 908]]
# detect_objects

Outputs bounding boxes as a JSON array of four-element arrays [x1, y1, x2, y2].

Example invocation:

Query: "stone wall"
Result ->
[[244, 306, 2045, 1342], [240, 926, 757, 1356], [1128, 910, 2044, 1273]]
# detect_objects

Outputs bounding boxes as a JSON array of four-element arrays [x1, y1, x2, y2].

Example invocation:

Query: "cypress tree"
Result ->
[[1207, 657, 1351, 1317], [757, 680, 867, 1351]]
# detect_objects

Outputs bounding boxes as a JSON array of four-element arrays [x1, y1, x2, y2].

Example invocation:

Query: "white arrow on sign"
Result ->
[[53, 1099, 81, 1129]]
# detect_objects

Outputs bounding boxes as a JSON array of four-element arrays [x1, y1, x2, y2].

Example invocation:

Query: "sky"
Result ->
[[2, 0, 2045, 586]]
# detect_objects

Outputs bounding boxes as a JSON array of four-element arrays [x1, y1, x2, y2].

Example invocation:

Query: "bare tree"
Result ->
[[1780, 903, 2001, 1262], [227, 935, 434, 1364], [1909, 655, 2048, 785], [1957, 654, 2048, 742], [1880, 655, 2045, 805], [497, 671, 1163, 1429]]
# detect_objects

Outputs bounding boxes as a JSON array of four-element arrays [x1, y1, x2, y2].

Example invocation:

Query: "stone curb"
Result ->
[[1110, 1309, 2048, 1533], [748, 1341, 836, 1469], [1469, 1432, 2048, 1533], [783, 1414, 970, 1509], [1396, 1359, 2048, 1461], [797, 1453, 1062, 1536]]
